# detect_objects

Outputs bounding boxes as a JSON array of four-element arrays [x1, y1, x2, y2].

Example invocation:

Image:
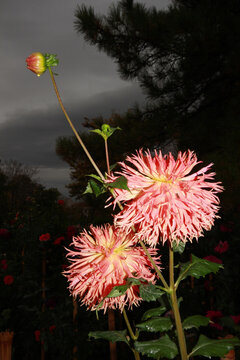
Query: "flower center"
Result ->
[[152, 175, 173, 184]]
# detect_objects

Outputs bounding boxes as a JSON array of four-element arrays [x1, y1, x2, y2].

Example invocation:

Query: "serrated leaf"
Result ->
[[88, 174, 103, 183], [189, 335, 240, 358], [83, 179, 105, 197], [178, 254, 223, 282], [137, 318, 173, 333], [89, 330, 129, 344], [182, 315, 210, 330], [107, 176, 130, 191], [139, 283, 164, 302], [107, 285, 129, 298], [127, 277, 147, 286], [135, 334, 179, 359], [172, 240, 186, 254], [142, 306, 167, 321]]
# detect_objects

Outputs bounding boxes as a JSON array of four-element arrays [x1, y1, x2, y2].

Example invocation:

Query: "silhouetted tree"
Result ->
[[57, 0, 240, 210]]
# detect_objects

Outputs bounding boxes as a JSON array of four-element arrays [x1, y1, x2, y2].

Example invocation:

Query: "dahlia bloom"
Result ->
[[39, 233, 51, 242], [3, 275, 14, 285], [109, 149, 223, 246], [64, 224, 159, 312], [26, 52, 46, 77], [214, 240, 229, 254]]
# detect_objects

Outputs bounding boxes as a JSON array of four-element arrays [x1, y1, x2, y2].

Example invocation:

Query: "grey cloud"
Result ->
[[0, 83, 145, 168]]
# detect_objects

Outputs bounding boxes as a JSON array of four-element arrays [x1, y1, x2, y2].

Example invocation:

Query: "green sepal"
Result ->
[[177, 254, 223, 283], [139, 283, 164, 302], [106, 176, 130, 191], [189, 335, 240, 358], [182, 315, 210, 330], [91, 124, 121, 141], [172, 240, 186, 254], [135, 334, 179, 359], [89, 330, 129, 345], [44, 53, 59, 67], [142, 306, 167, 321], [136, 317, 173, 333]]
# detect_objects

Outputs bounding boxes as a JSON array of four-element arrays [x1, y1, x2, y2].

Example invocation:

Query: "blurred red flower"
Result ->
[[34, 330, 41, 342], [39, 233, 51, 242], [49, 325, 56, 333], [57, 199, 64, 205], [53, 236, 65, 245], [204, 255, 222, 264], [3, 275, 14, 285], [206, 310, 223, 330], [214, 241, 229, 254], [0, 259, 7, 270], [231, 315, 240, 325], [0, 229, 10, 238]]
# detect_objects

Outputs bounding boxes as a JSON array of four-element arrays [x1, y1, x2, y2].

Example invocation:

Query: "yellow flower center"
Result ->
[[152, 175, 173, 184]]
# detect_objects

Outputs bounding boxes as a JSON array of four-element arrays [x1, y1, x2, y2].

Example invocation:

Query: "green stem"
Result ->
[[139, 240, 169, 291], [48, 67, 105, 182], [122, 309, 140, 360], [104, 139, 111, 175], [169, 246, 188, 360], [48, 66, 168, 299]]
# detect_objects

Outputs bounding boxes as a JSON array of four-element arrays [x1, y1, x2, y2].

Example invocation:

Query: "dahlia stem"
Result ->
[[122, 309, 140, 360], [48, 65, 168, 300], [169, 246, 188, 360], [104, 138, 111, 175], [48, 67, 105, 182], [139, 240, 169, 290]]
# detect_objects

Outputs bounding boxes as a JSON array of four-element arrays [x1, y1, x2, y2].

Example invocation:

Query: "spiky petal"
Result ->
[[64, 224, 159, 312], [109, 149, 223, 246]]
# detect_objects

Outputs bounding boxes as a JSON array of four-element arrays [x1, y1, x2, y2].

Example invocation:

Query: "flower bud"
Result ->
[[26, 52, 47, 77]]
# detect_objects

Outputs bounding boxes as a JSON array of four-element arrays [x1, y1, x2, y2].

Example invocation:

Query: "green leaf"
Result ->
[[172, 240, 186, 254], [107, 176, 130, 191], [182, 315, 210, 330], [83, 179, 106, 197], [135, 334, 179, 359], [89, 330, 129, 344], [137, 318, 173, 333], [90, 129, 105, 139], [142, 306, 167, 321], [189, 335, 240, 358], [91, 124, 121, 140], [139, 283, 164, 302], [178, 254, 223, 282], [88, 174, 104, 183], [107, 285, 129, 298], [127, 277, 146, 286]]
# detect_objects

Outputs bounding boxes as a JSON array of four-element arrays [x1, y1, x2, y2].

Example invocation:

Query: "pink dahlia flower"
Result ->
[[64, 224, 159, 312], [109, 149, 223, 246]]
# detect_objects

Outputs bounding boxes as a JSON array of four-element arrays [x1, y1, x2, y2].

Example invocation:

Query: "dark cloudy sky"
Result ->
[[0, 0, 170, 196]]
